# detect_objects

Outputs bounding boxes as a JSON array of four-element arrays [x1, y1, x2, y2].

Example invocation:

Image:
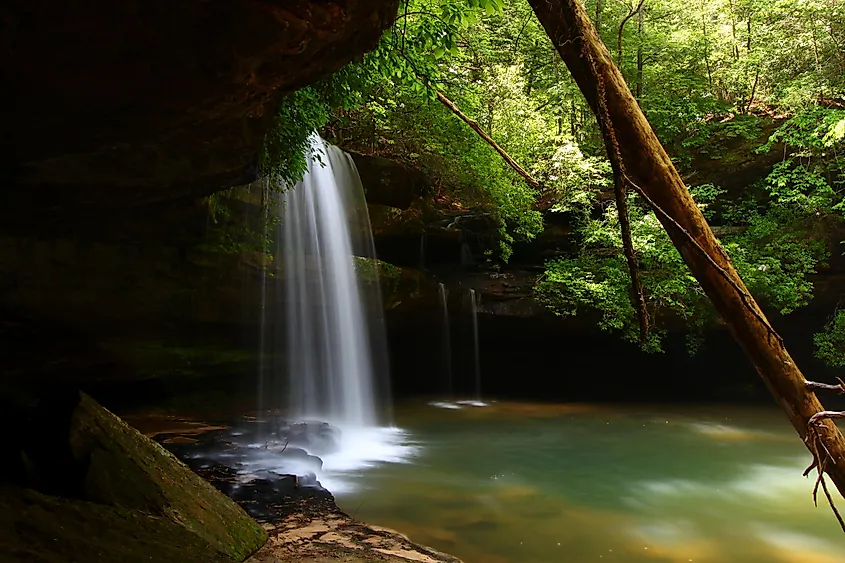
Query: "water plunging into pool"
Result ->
[[437, 282, 453, 397], [276, 134, 381, 428], [240, 134, 414, 492]]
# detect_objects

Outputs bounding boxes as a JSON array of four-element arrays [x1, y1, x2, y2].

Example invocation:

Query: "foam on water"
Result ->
[[317, 426, 418, 494], [190, 421, 418, 496], [456, 400, 489, 407], [634, 458, 814, 505], [428, 401, 463, 410]]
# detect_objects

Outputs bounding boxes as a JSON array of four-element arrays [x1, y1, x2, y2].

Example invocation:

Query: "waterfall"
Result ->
[[469, 288, 481, 402], [193, 134, 412, 495], [438, 283, 453, 397], [274, 133, 386, 429]]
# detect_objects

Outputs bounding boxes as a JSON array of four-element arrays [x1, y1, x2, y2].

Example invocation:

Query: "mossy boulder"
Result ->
[[1, 391, 266, 562]]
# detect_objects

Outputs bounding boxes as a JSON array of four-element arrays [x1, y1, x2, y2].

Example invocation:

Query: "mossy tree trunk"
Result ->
[[528, 0, 845, 498]]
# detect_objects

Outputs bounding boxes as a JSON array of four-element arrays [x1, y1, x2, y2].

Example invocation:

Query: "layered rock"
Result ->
[[1, 0, 399, 234]]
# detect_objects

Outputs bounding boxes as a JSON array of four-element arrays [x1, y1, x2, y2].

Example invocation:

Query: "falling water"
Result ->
[[256, 181, 270, 422], [275, 134, 384, 428], [191, 134, 413, 495], [438, 283, 453, 397], [469, 288, 482, 402]]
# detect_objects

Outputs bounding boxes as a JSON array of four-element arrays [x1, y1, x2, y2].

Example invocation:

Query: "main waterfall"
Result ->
[[276, 134, 384, 428], [160, 137, 410, 496], [243, 133, 412, 492]]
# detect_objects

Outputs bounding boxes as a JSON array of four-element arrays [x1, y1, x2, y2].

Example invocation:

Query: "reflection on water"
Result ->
[[333, 402, 845, 563]]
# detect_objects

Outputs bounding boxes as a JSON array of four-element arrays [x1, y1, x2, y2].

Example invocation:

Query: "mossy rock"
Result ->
[[0, 485, 237, 563], [0, 392, 266, 562], [68, 393, 267, 560]]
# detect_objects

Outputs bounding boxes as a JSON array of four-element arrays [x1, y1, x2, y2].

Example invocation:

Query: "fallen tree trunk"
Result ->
[[432, 87, 542, 190], [528, 0, 845, 499]]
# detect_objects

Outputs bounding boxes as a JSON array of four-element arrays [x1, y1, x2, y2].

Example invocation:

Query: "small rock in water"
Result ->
[[296, 472, 320, 488], [285, 421, 341, 455], [276, 446, 324, 472]]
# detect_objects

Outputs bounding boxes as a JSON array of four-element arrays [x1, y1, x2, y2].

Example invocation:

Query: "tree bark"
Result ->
[[729, 0, 739, 59], [595, 0, 602, 35], [745, 67, 760, 114], [617, 0, 646, 67], [635, 6, 644, 99], [528, 0, 845, 499], [432, 87, 541, 190], [701, 3, 713, 93]]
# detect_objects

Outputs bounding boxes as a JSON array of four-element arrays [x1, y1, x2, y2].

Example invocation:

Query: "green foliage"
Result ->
[[759, 108, 845, 217], [815, 310, 845, 367], [262, 88, 330, 187], [688, 183, 727, 220], [726, 207, 825, 315], [254, 0, 845, 362], [202, 187, 280, 254], [261, 64, 378, 186], [537, 199, 709, 351], [536, 193, 828, 352], [538, 140, 612, 215]]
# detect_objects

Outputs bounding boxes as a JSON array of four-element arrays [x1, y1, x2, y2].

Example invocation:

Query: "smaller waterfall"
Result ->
[[256, 182, 270, 425], [469, 288, 482, 402], [450, 287, 485, 408], [438, 283, 453, 397]]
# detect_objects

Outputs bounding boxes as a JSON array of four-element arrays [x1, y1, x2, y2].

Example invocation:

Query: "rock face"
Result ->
[[0, 0, 399, 233], [351, 152, 432, 209], [0, 392, 267, 562]]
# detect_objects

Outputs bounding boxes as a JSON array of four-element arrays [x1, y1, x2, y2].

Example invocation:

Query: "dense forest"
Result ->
[[258, 0, 845, 363]]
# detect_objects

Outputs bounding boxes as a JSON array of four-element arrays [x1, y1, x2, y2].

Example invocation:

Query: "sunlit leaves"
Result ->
[[536, 190, 827, 353], [815, 310, 845, 367]]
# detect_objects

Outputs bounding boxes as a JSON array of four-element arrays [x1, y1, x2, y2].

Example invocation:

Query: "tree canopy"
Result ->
[[262, 0, 845, 362]]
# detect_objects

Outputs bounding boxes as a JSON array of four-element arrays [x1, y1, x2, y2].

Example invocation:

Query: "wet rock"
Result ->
[[285, 421, 342, 456], [277, 447, 324, 473], [1, 391, 267, 562], [351, 153, 432, 209]]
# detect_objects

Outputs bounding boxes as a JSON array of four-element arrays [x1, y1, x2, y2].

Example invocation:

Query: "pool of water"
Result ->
[[329, 401, 845, 563]]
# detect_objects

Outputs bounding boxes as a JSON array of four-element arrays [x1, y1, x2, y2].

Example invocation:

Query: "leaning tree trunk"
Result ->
[[528, 0, 845, 500]]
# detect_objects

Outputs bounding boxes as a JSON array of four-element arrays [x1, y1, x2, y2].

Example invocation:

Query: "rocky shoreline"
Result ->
[[0, 393, 459, 563], [145, 416, 462, 563]]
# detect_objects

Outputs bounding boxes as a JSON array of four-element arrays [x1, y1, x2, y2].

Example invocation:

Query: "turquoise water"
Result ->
[[333, 401, 845, 563]]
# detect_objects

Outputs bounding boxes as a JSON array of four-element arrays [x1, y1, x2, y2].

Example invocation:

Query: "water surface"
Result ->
[[331, 401, 845, 563]]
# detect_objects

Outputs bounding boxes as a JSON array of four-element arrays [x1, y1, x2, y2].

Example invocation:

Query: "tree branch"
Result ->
[[617, 0, 646, 65], [428, 84, 542, 190]]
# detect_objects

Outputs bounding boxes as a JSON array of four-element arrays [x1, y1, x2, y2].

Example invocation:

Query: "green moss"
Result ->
[[0, 485, 235, 563], [68, 393, 267, 560]]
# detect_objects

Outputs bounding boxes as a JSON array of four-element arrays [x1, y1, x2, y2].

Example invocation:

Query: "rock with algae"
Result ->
[[0, 391, 267, 562]]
